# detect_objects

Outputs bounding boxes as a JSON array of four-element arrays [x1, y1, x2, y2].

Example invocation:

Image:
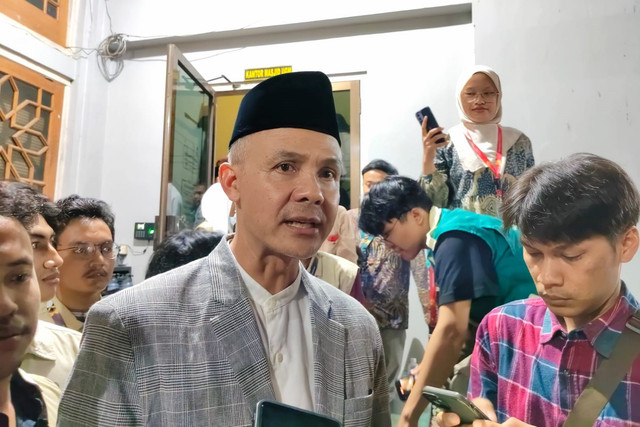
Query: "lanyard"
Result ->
[[465, 125, 503, 196]]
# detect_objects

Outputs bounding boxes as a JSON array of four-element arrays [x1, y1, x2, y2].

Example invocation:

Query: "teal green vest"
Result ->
[[429, 208, 535, 307]]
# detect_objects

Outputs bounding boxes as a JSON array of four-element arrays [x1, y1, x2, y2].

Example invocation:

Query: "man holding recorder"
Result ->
[[438, 153, 640, 426]]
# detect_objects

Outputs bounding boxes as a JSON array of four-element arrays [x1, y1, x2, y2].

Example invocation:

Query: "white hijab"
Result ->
[[449, 65, 522, 173]]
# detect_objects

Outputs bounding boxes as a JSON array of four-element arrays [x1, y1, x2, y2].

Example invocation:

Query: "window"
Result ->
[[0, 0, 69, 46], [0, 55, 64, 198]]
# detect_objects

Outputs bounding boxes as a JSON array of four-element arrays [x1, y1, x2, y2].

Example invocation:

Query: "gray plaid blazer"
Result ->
[[57, 240, 390, 426]]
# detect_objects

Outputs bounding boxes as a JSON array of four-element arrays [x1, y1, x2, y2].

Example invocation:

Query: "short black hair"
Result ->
[[145, 229, 224, 279], [501, 153, 640, 244], [0, 181, 60, 229], [359, 175, 433, 236], [361, 159, 398, 177], [54, 195, 116, 239]]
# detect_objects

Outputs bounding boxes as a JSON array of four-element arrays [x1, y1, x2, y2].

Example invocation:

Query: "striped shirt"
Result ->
[[470, 285, 640, 426]]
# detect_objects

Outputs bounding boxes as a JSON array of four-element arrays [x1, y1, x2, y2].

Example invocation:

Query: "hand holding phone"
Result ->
[[422, 386, 490, 425], [416, 106, 447, 144]]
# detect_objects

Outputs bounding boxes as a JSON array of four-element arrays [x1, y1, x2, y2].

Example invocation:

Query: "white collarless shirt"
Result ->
[[235, 261, 315, 411]]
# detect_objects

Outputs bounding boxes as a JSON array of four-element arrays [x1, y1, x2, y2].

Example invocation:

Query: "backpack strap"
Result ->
[[563, 309, 640, 426]]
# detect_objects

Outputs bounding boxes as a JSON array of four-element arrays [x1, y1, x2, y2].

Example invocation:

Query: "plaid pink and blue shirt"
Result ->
[[470, 284, 640, 426]]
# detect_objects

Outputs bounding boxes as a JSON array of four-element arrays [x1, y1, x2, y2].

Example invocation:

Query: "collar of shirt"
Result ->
[[235, 260, 303, 311], [540, 282, 639, 357], [26, 321, 58, 361], [425, 206, 443, 250], [10, 370, 48, 425]]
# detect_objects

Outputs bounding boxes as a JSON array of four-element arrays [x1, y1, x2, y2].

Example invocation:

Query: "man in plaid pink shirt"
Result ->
[[439, 153, 640, 426]]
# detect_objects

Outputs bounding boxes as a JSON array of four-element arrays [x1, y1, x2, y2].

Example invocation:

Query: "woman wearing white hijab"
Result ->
[[418, 65, 534, 217]]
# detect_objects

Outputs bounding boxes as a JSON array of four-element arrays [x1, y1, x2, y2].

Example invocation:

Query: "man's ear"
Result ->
[[410, 207, 425, 225], [219, 163, 240, 204], [619, 226, 639, 263]]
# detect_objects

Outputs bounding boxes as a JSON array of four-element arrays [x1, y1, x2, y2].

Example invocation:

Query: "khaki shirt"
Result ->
[[39, 296, 85, 332], [306, 251, 359, 295], [21, 320, 82, 389]]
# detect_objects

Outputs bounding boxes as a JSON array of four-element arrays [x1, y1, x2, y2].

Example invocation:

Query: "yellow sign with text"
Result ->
[[244, 66, 293, 81]]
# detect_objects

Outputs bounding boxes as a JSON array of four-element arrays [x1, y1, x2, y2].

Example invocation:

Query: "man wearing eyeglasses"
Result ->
[[0, 181, 82, 393], [45, 195, 116, 332]]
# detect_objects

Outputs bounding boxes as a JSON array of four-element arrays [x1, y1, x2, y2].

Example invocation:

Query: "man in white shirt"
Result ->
[[59, 71, 390, 427]]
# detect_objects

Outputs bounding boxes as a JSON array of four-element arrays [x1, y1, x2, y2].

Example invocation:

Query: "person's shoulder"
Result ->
[[501, 127, 531, 145], [316, 251, 358, 274], [35, 320, 82, 343], [307, 273, 371, 318], [97, 255, 214, 312], [482, 297, 545, 328]]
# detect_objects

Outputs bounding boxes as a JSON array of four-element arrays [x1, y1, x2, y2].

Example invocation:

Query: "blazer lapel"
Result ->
[[208, 240, 275, 419], [304, 273, 346, 420]]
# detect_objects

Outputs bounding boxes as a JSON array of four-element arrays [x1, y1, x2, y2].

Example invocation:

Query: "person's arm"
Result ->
[[399, 232, 499, 426], [57, 302, 142, 426], [421, 116, 448, 176], [418, 117, 451, 208], [397, 300, 471, 426], [409, 250, 434, 328]]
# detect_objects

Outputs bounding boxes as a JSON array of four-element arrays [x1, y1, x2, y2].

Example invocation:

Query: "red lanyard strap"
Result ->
[[464, 125, 503, 180]]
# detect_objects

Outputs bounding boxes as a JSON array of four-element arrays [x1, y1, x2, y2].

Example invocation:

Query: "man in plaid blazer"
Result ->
[[58, 71, 390, 426]]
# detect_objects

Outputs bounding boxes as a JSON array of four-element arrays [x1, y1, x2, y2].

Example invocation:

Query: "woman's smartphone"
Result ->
[[415, 107, 446, 143], [421, 386, 490, 424]]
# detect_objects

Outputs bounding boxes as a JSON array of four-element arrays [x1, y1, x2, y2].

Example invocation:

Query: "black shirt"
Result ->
[[1, 371, 48, 427], [433, 230, 499, 325]]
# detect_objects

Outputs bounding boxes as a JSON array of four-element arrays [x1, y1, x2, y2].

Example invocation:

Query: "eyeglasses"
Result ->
[[462, 91, 499, 102], [57, 242, 118, 259], [381, 220, 398, 243]]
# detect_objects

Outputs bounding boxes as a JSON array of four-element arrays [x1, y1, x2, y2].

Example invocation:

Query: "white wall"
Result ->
[[474, 0, 640, 295], [93, 11, 474, 283]]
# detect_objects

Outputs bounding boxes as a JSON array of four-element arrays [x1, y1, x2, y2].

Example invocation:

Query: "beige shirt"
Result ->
[[319, 205, 358, 264], [236, 261, 315, 411], [305, 251, 358, 295], [21, 320, 82, 389]]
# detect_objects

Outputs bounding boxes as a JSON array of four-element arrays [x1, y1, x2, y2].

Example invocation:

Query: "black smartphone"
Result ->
[[415, 106, 446, 143], [394, 375, 415, 401], [421, 386, 490, 424], [254, 400, 341, 427]]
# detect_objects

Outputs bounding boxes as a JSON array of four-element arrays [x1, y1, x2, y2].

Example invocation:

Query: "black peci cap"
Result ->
[[228, 71, 341, 148]]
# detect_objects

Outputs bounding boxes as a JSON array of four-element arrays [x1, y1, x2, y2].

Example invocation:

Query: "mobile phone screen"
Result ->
[[255, 400, 341, 427]]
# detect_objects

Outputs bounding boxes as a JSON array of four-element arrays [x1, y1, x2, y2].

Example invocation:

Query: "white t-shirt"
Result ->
[[200, 183, 234, 233], [235, 261, 315, 411]]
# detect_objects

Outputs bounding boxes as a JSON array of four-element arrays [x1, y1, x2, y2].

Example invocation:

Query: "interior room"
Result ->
[[2, 0, 639, 422]]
